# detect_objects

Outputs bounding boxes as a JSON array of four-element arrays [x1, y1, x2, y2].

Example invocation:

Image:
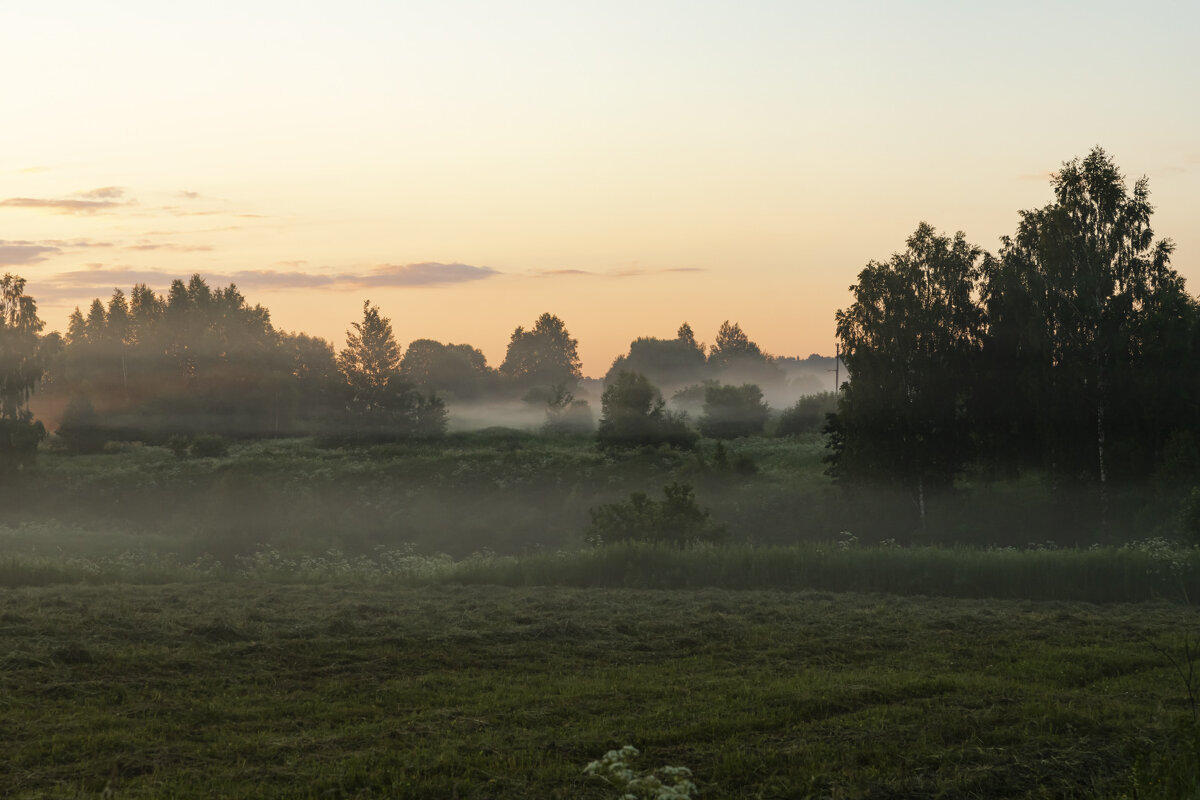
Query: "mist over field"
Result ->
[[3, 150, 1200, 798]]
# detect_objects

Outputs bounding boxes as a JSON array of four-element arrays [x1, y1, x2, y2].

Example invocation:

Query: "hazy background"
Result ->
[[2, 0, 1197, 375]]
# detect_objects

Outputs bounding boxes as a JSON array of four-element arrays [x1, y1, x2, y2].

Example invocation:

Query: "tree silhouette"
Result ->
[[336, 301, 445, 439], [400, 339, 493, 401], [0, 274, 46, 468], [991, 147, 1177, 488], [597, 371, 696, 450], [699, 383, 769, 439], [338, 301, 404, 419], [707, 320, 784, 387], [605, 323, 708, 390], [831, 223, 985, 523], [500, 313, 582, 397]]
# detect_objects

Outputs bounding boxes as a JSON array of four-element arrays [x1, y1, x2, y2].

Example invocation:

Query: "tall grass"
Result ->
[[3, 535, 1194, 603], [444, 540, 1198, 603]]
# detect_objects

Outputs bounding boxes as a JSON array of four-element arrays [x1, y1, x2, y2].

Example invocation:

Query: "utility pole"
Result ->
[[834, 343, 840, 395]]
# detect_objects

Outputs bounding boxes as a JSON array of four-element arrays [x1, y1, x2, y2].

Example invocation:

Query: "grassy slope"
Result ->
[[2, 581, 1194, 799]]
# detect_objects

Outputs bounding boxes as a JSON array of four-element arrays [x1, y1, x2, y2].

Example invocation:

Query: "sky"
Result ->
[[2, 0, 1198, 377]]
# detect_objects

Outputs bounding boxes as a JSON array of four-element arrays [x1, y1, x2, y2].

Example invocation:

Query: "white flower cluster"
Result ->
[[584, 745, 697, 800]]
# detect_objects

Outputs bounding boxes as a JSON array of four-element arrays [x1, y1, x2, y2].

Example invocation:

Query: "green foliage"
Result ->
[[832, 223, 985, 498], [776, 392, 837, 436], [707, 320, 762, 367], [586, 483, 726, 546], [1181, 489, 1200, 546], [706, 320, 784, 387], [0, 274, 46, 469], [499, 312, 582, 393], [604, 323, 708, 389], [400, 338, 492, 401], [49, 275, 332, 440], [190, 433, 229, 458], [166, 433, 230, 459], [57, 394, 107, 454], [698, 383, 768, 439], [597, 371, 697, 450], [542, 384, 594, 437], [336, 302, 447, 440], [337, 300, 403, 418], [980, 147, 1182, 482]]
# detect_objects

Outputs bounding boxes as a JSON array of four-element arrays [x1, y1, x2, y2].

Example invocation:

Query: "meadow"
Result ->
[[3, 433, 1200, 797], [3, 580, 1198, 799]]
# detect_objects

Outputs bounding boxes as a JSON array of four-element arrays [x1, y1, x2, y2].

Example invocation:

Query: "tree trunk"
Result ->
[[915, 473, 926, 530], [1096, 351, 1108, 529]]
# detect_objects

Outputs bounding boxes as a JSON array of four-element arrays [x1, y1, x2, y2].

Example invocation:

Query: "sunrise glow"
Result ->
[[3, 0, 1197, 375]]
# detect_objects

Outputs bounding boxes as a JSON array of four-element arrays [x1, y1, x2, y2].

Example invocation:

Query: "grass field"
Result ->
[[4, 434, 1200, 797], [3, 579, 1197, 798]]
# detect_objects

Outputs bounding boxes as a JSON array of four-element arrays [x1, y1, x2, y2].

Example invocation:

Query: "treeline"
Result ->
[[0, 264, 826, 462], [829, 147, 1197, 516]]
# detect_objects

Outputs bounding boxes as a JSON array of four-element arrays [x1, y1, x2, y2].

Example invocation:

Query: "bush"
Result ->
[[168, 433, 230, 459], [776, 392, 838, 436], [57, 395, 108, 454], [597, 371, 697, 450], [699, 383, 768, 439], [586, 483, 726, 546], [543, 385, 594, 437], [1181, 488, 1200, 545], [190, 433, 229, 458], [0, 414, 44, 471]]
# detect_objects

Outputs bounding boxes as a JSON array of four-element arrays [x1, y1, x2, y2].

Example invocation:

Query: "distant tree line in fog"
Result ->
[[0, 265, 832, 465], [9, 144, 1177, 508]]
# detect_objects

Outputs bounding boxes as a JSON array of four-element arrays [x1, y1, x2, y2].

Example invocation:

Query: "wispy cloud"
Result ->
[[0, 187, 133, 215], [0, 241, 62, 266], [78, 186, 125, 200], [125, 242, 214, 253], [142, 226, 242, 236], [41, 261, 502, 295], [44, 238, 116, 249], [356, 262, 499, 287], [0, 238, 118, 266], [157, 207, 265, 218], [531, 266, 705, 279]]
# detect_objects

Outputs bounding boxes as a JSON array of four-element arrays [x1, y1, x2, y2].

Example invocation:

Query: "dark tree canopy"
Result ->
[[825, 148, 1196, 537], [338, 301, 403, 418], [597, 371, 696, 450], [499, 313, 582, 394], [400, 339, 492, 401], [0, 274, 46, 467], [707, 320, 785, 387], [982, 147, 1178, 483], [604, 322, 707, 389], [830, 223, 986, 516], [699, 383, 769, 439], [335, 301, 446, 439]]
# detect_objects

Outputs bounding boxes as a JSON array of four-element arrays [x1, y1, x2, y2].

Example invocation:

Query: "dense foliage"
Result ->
[[597, 371, 697, 450], [829, 147, 1198, 527], [0, 274, 46, 469]]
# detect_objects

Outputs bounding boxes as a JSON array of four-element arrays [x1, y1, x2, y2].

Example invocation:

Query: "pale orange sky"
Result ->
[[2, 1, 1197, 376]]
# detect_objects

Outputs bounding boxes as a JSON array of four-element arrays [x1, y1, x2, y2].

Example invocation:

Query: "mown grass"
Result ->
[[1, 581, 1196, 798]]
